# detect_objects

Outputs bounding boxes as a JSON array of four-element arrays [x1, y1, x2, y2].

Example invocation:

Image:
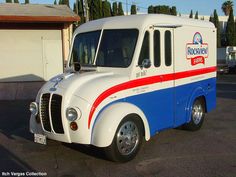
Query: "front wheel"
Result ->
[[104, 115, 144, 162], [183, 98, 205, 131]]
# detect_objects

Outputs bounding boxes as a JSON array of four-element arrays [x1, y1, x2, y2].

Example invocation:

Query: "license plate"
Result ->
[[34, 134, 47, 145]]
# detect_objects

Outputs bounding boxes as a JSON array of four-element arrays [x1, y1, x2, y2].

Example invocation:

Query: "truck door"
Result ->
[[152, 28, 175, 131], [129, 28, 174, 134]]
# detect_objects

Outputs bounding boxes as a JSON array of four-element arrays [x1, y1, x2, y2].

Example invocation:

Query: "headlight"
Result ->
[[29, 102, 38, 116], [66, 108, 80, 121]]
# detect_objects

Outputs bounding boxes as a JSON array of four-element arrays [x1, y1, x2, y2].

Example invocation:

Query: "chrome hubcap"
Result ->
[[116, 121, 139, 156], [192, 102, 203, 125]]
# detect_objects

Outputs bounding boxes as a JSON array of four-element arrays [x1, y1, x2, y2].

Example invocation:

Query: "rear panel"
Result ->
[[173, 26, 216, 126]]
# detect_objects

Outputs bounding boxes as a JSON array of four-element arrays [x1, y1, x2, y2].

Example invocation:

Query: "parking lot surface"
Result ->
[[0, 75, 236, 177]]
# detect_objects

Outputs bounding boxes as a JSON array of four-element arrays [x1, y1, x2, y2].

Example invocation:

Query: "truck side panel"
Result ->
[[173, 26, 216, 127]]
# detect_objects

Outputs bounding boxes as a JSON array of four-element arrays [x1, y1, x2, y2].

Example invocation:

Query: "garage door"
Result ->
[[0, 30, 63, 82]]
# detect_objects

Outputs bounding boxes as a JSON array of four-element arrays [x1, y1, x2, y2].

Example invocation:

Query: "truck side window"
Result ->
[[154, 30, 161, 67], [138, 31, 150, 66], [165, 30, 172, 66]]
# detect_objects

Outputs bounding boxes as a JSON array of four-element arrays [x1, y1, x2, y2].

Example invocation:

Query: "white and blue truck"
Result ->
[[30, 14, 216, 162]]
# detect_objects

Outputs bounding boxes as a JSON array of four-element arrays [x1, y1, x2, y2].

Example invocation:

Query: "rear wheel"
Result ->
[[183, 98, 205, 131], [105, 115, 143, 162]]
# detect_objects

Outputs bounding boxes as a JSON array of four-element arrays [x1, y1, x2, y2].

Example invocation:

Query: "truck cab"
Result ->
[[30, 14, 216, 162]]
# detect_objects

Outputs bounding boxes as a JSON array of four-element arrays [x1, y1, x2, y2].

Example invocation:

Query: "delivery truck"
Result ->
[[30, 14, 216, 162]]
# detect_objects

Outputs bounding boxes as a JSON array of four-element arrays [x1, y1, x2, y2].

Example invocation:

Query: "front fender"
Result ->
[[91, 102, 150, 147], [29, 114, 44, 134]]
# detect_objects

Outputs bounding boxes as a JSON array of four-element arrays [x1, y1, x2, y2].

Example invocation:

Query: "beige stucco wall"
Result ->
[[62, 23, 73, 65], [0, 29, 63, 82]]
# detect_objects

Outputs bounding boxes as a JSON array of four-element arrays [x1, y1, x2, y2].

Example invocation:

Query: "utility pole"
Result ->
[[83, 0, 89, 22], [126, 0, 128, 15]]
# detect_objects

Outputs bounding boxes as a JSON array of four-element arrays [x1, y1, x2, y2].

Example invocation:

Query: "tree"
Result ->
[[59, 0, 69, 7], [73, 0, 85, 28], [222, 0, 233, 16], [131, 5, 137, 15], [155, 5, 171, 14], [54, 0, 57, 5], [211, 10, 221, 47], [189, 10, 193, 18], [102, 0, 111, 17], [73, 2, 78, 14], [148, 5, 177, 15], [99, 0, 103, 18], [226, 9, 235, 46], [195, 11, 198, 19], [117, 2, 124, 16], [73, 0, 85, 24], [112, 2, 118, 16], [209, 15, 214, 23], [234, 21, 236, 45], [225, 10, 235, 46], [148, 5, 154, 14], [64, 0, 69, 7], [78, 0, 85, 24], [25, 0, 29, 3], [170, 6, 177, 16], [89, 0, 103, 20], [6, 0, 12, 3], [14, 0, 19, 2]]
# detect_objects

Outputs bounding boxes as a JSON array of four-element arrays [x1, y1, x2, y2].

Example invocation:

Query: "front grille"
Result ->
[[41, 94, 51, 132], [40, 93, 64, 134], [51, 94, 64, 133]]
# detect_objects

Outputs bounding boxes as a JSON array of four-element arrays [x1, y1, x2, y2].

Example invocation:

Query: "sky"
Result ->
[[0, 0, 236, 16]]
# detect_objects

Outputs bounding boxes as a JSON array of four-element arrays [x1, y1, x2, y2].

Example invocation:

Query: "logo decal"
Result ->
[[186, 32, 208, 66]]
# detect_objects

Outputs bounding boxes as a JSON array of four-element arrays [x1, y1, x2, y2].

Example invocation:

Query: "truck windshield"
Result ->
[[70, 29, 138, 68], [70, 30, 101, 66], [96, 29, 138, 68]]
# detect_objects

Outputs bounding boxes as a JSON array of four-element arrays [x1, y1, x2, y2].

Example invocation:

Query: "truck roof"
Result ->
[[75, 14, 215, 33]]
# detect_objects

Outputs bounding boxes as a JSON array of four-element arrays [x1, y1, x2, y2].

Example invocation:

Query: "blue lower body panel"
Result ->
[[125, 78, 216, 136]]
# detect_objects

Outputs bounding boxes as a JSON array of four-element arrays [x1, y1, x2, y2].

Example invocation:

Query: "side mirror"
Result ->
[[74, 62, 81, 72], [142, 59, 151, 68], [138, 59, 151, 69]]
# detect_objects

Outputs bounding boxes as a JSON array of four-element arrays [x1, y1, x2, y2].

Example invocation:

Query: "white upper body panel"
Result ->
[[74, 14, 215, 33], [69, 14, 215, 77]]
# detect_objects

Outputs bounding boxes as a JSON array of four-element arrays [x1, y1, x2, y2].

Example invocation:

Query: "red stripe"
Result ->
[[88, 66, 216, 129]]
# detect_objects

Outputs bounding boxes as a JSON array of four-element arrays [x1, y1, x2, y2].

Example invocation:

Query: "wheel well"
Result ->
[[125, 113, 145, 137], [198, 96, 207, 113]]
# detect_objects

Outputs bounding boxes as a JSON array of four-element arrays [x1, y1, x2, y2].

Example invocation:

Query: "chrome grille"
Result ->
[[40, 93, 64, 134], [51, 94, 64, 133], [40, 93, 51, 132]]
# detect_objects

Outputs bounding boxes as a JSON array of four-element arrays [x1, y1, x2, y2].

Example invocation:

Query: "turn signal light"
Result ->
[[70, 122, 78, 131]]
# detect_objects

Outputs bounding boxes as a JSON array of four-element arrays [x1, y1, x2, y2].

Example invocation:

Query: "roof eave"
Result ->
[[0, 15, 80, 23]]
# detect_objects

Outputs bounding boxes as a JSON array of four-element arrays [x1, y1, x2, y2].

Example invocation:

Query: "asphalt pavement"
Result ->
[[0, 75, 236, 177]]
